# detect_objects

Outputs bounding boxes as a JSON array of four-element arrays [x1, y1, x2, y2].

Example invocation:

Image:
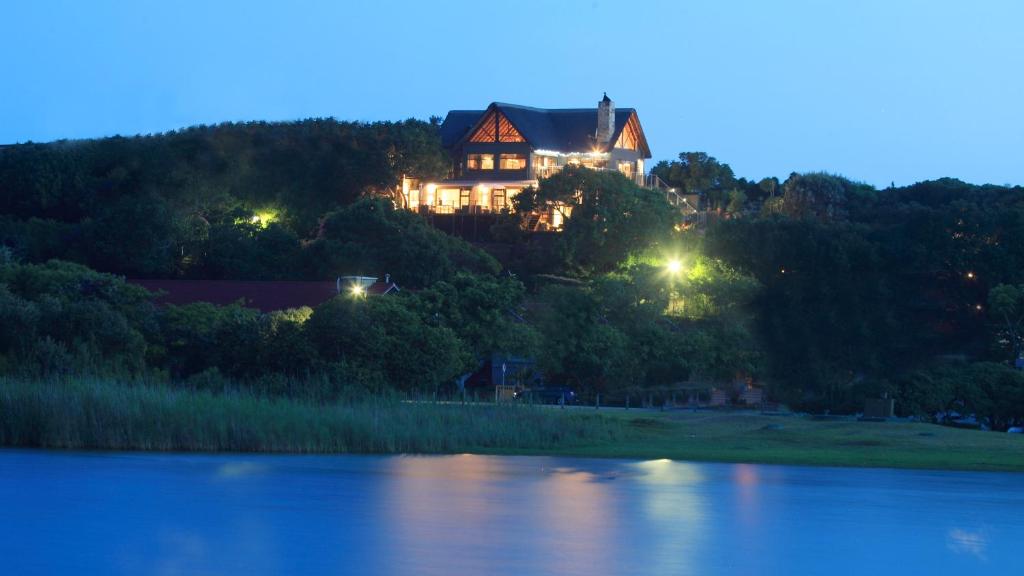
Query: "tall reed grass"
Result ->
[[0, 377, 627, 453]]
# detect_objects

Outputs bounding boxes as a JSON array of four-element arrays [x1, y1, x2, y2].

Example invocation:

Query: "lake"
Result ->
[[1, 450, 1021, 574]]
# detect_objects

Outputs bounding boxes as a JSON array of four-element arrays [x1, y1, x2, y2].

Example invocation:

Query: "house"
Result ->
[[400, 94, 654, 231]]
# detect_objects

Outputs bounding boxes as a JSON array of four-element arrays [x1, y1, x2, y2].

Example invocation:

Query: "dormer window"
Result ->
[[467, 153, 494, 170]]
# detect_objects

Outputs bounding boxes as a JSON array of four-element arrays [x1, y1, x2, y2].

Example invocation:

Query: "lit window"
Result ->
[[467, 154, 494, 170], [499, 154, 526, 170], [438, 188, 460, 206], [615, 114, 640, 150], [505, 188, 521, 207], [497, 114, 525, 142], [492, 188, 506, 211], [470, 111, 498, 142]]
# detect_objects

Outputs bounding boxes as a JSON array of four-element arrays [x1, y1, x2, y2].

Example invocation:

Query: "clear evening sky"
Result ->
[[2, 0, 1022, 188]]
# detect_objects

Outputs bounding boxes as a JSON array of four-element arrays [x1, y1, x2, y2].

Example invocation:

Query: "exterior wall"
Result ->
[[609, 147, 645, 183]]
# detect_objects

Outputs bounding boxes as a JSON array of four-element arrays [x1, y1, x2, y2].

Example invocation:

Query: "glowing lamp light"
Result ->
[[966, 271, 975, 279], [350, 284, 365, 297], [666, 260, 682, 275]]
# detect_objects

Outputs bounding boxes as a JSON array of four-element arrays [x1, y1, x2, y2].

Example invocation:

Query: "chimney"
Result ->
[[385, 273, 391, 284], [595, 92, 615, 149]]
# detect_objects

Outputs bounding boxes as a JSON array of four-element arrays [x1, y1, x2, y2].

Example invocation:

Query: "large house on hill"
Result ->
[[400, 94, 656, 230]]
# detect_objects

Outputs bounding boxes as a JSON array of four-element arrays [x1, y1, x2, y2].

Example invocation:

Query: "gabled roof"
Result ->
[[366, 281, 400, 295], [438, 102, 651, 158]]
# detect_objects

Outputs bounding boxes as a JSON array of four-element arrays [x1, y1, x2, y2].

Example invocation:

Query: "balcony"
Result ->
[[532, 163, 643, 186]]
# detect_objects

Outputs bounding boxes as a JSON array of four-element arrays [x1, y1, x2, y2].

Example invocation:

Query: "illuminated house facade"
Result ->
[[401, 94, 652, 230]]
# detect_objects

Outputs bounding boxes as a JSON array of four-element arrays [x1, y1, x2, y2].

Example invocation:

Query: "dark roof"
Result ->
[[439, 111, 485, 148], [130, 280, 339, 312], [366, 281, 400, 295], [438, 102, 651, 158]]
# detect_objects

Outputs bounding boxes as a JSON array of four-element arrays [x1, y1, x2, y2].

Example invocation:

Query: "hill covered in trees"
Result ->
[[0, 118, 448, 279], [2, 120, 1024, 429]]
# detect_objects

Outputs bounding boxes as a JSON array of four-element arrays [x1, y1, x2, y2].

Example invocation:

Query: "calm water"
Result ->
[[1, 450, 1022, 575]]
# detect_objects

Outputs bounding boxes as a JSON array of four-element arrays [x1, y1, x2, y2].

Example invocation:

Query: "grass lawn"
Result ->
[[2, 377, 1022, 472], [512, 409, 1024, 472]]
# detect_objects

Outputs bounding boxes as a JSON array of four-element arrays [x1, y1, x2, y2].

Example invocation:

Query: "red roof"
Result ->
[[129, 280, 340, 313]]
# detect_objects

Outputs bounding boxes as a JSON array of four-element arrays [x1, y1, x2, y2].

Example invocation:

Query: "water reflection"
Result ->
[[947, 527, 988, 560], [0, 451, 1021, 575]]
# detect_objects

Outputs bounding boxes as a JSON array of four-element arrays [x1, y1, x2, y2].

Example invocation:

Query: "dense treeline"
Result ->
[[0, 118, 447, 279], [0, 250, 512, 398], [2, 122, 1024, 429], [654, 152, 1024, 423]]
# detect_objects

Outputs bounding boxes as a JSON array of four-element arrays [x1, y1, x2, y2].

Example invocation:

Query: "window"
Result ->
[[469, 110, 525, 143], [467, 153, 494, 170], [438, 188, 460, 206], [491, 189, 506, 211], [618, 161, 634, 178], [499, 153, 527, 170], [615, 114, 640, 150], [497, 114, 525, 142], [505, 188, 521, 209], [469, 111, 497, 142]]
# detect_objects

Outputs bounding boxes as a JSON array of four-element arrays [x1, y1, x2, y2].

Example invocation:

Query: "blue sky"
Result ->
[[2, 0, 1022, 187]]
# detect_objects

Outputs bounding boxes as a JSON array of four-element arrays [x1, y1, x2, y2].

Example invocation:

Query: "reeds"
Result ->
[[0, 377, 625, 453]]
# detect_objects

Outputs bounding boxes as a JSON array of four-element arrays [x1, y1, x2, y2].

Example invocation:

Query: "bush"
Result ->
[[307, 198, 500, 287]]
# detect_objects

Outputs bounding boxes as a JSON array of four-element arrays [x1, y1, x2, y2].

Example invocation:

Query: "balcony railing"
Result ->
[[533, 164, 648, 187], [531, 165, 563, 180]]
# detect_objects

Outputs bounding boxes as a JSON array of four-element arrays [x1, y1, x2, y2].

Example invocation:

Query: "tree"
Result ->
[[533, 285, 634, 394], [0, 260, 154, 376], [781, 172, 875, 221], [651, 152, 736, 197], [516, 167, 676, 275], [988, 284, 1024, 362], [726, 189, 748, 214], [304, 294, 471, 392], [308, 198, 500, 287], [958, 362, 1024, 430], [0, 118, 452, 278], [413, 272, 539, 361], [704, 218, 896, 411]]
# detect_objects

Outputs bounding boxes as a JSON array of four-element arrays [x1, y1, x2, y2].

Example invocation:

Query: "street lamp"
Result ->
[[666, 259, 682, 275]]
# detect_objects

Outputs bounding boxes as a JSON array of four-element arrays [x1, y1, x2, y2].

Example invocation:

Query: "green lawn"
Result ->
[[2, 377, 1022, 472], [514, 409, 1024, 472]]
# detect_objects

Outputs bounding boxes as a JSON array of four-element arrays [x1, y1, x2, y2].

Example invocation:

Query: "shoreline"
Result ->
[[3, 442, 1023, 475], [3, 378, 1022, 474]]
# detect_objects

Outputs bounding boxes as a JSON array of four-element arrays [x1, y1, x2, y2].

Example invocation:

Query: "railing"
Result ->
[[418, 204, 511, 215], [532, 165, 563, 180], [533, 164, 646, 187]]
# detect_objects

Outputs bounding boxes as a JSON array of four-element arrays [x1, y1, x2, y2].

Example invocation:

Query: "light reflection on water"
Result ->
[[0, 450, 1022, 575]]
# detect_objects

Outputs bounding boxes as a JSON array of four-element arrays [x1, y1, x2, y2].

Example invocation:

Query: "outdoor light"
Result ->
[[966, 271, 975, 279], [350, 285, 365, 297], [666, 259, 682, 275]]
